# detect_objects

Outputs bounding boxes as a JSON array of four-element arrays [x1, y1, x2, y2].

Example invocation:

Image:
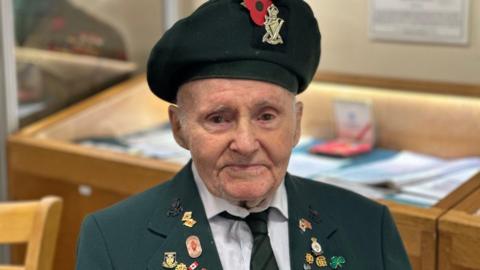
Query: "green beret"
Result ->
[[147, 0, 321, 103]]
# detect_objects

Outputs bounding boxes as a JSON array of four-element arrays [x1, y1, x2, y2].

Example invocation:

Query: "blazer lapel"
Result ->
[[146, 162, 223, 270], [286, 174, 351, 270]]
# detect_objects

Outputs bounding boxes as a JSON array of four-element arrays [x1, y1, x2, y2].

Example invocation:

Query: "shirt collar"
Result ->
[[191, 162, 289, 220]]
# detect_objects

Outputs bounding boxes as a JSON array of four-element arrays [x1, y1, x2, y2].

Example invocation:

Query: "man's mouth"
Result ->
[[222, 164, 267, 175]]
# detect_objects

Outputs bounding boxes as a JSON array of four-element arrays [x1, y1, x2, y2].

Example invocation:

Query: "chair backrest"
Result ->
[[0, 196, 63, 270]]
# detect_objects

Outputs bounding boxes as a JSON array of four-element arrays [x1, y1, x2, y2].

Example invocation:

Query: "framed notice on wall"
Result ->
[[369, 0, 470, 45]]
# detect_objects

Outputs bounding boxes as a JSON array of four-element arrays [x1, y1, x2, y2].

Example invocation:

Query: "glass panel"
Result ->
[[12, 0, 170, 126]]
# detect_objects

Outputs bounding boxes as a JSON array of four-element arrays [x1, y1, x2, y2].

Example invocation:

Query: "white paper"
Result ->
[[321, 151, 444, 186], [288, 153, 348, 178], [369, 0, 470, 45], [401, 167, 480, 199], [314, 176, 393, 200]]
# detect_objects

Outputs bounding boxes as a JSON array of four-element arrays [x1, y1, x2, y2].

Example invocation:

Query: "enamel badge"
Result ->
[[162, 252, 178, 269], [330, 256, 346, 269], [186, 235, 203, 258], [188, 261, 199, 270], [310, 237, 323, 255], [299, 218, 312, 232]]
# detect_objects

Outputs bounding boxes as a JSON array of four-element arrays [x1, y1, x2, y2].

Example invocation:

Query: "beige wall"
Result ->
[[307, 0, 480, 85], [72, 0, 479, 85]]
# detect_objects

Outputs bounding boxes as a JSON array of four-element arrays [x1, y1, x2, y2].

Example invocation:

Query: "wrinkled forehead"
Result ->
[[176, 78, 295, 109]]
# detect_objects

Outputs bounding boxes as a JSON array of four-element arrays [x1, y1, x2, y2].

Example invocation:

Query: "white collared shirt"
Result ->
[[192, 163, 291, 270]]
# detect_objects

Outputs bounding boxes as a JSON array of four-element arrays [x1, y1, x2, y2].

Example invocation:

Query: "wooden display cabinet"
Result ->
[[8, 75, 480, 270], [438, 183, 480, 270]]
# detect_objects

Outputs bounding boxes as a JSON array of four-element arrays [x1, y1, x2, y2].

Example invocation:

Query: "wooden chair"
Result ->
[[0, 196, 63, 270]]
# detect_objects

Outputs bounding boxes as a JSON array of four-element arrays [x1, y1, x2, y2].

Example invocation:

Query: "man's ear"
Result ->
[[168, 105, 189, 150], [293, 101, 303, 146]]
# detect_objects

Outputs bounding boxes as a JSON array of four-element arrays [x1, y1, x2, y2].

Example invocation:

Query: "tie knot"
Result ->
[[245, 209, 269, 235]]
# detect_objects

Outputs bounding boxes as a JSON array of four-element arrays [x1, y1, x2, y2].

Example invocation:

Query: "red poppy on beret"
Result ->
[[244, 0, 272, 26]]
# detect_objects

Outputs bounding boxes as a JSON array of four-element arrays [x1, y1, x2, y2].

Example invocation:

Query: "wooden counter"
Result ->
[[438, 183, 480, 270]]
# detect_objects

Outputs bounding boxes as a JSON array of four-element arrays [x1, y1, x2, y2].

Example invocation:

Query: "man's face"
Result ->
[[169, 78, 303, 207]]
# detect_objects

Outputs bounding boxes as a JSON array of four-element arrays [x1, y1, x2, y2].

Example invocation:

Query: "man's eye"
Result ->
[[259, 113, 275, 121], [209, 115, 226, 123]]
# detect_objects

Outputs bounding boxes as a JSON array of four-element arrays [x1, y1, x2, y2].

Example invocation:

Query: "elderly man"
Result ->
[[76, 0, 412, 269]]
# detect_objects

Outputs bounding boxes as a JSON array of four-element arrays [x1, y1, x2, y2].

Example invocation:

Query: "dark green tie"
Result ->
[[245, 210, 279, 270]]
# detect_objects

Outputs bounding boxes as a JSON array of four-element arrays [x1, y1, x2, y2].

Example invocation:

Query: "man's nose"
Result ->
[[229, 119, 259, 155]]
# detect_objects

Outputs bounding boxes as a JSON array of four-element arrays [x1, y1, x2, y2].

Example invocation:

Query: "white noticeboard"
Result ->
[[369, 0, 470, 45]]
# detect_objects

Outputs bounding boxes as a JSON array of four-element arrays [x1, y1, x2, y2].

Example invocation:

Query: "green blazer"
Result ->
[[76, 163, 412, 269]]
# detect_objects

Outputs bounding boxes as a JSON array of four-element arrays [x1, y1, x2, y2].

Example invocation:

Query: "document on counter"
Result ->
[[401, 167, 480, 199], [320, 151, 445, 186], [288, 153, 349, 178], [314, 176, 394, 200]]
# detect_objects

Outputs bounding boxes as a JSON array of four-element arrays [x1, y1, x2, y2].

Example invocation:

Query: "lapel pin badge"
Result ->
[[316, 255, 328, 268], [188, 261, 199, 270], [162, 252, 178, 269], [305, 252, 314, 265], [182, 211, 197, 228], [183, 218, 197, 228], [310, 237, 323, 256], [182, 211, 192, 221], [186, 235, 203, 258], [299, 218, 313, 232], [330, 256, 346, 269], [175, 263, 187, 270], [167, 198, 184, 217]]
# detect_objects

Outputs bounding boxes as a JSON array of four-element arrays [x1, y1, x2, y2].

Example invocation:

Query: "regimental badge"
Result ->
[[316, 256, 328, 268], [299, 218, 313, 232], [305, 253, 314, 265], [162, 252, 178, 269], [186, 235, 203, 258], [262, 4, 285, 45], [310, 237, 323, 255], [175, 263, 187, 270], [329, 256, 346, 269]]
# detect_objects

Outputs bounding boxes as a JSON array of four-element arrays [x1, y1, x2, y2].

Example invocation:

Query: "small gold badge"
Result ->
[[182, 211, 192, 221], [162, 252, 178, 269], [305, 253, 314, 265], [175, 263, 187, 270], [316, 255, 328, 268], [183, 218, 197, 228], [182, 211, 197, 228], [262, 4, 285, 45]]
